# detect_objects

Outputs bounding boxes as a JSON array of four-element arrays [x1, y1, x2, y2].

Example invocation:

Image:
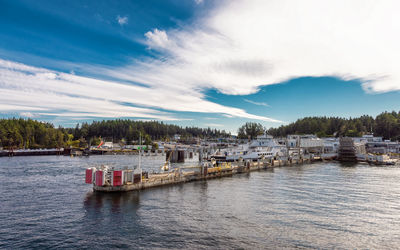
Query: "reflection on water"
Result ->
[[339, 161, 359, 167], [1, 155, 400, 248], [84, 191, 140, 212]]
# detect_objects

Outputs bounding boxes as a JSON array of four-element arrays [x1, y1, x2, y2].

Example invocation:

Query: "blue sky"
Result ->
[[0, 0, 399, 134]]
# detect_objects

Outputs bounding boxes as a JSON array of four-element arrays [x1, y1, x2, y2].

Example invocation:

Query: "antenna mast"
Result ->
[[138, 132, 142, 171]]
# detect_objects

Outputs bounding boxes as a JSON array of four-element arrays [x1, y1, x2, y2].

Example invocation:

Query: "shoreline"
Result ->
[[0, 149, 151, 157]]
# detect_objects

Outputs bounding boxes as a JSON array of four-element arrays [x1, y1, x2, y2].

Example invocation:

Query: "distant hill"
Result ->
[[0, 118, 70, 149], [66, 120, 231, 143], [0, 118, 231, 149], [267, 111, 400, 140], [1, 110, 399, 149]]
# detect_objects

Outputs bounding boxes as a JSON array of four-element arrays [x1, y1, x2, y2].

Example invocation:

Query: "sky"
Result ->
[[0, 0, 399, 134]]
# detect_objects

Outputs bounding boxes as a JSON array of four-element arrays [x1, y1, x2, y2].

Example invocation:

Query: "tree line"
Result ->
[[2, 110, 399, 149], [67, 120, 231, 142], [0, 118, 71, 149], [0, 118, 231, 149], [265, 111, 400, 140]]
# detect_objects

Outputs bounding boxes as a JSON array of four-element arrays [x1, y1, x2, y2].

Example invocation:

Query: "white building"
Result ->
[[353, 134, 383, 143], [322, 138, 340, 153], [286, 134, 324, 150], [300, 138, 324, 148], [102, 142, 113, 149], [249, 134, 276, 148]]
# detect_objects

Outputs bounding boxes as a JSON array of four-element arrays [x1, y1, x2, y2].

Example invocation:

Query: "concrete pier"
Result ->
[[93, 156, 325, 192]]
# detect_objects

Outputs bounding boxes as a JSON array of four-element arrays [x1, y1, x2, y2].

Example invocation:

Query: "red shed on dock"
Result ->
[[112, 170, 123, 186], [95, 170, 105, 186], [85, 168, 95, 184]]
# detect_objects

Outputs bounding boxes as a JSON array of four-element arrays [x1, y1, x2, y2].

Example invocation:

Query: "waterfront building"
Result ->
[[338, 137, 358, 162], [322, 138, 340, 154], [366, 141, 400, 154], [353, 134, 383, 143], [101, 142, 113, 149], [286, 134, 324, 154]]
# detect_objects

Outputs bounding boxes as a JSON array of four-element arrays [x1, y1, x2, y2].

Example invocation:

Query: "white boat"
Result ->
[[225, 134, 286, 161], [375, 155, 398, 165], [242, 147, 282, 161], [225, 144, 249, 161]]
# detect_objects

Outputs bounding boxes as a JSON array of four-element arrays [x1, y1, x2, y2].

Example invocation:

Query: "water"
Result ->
[[1, 155, 400, 249]]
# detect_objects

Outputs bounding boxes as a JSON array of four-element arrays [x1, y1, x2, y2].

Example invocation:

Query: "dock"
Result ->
[[91, 157, 315, 192]]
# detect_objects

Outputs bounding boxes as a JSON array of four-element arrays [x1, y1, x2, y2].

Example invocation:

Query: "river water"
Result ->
[[1, 155, 400, 249]]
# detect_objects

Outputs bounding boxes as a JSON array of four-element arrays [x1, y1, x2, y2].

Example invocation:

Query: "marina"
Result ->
[[87, 158, 315, 192], [2, 0, 400, 248], [84, 133, 400, 192]]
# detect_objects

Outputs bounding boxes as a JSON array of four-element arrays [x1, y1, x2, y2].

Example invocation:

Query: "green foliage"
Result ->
[[143, 134, 152, 146], [0, 118, 231, 149], [267, 111, 400, 140], [3, 110, 399, 150], [67, 120, 231, 143], [238, 122, 265, 139], [0, 118, 70, 149], [68, 140, 80, 148], [91, 136, 102, 146], [374, 111, 400, 140]]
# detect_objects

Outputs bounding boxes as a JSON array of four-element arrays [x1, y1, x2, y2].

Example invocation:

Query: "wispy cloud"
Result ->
[[135, 0, 400, 96], [0, 59, 281, 122], [194, 0, 204, 4], [5, 0, 397, 125], [116, 15, 128, 26], [20, 112, 36, 118], [243, 99, 269, 107], [204, 123, 223, 127]]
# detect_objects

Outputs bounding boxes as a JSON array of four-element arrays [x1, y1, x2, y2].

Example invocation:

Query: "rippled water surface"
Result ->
[[1, 155, 400, 249]]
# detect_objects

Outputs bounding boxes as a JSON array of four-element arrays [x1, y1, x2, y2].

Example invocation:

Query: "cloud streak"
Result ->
[[137, 0, 400, 95], [3, 0, 397, 125], [116, 15, 128, 26], [0, 59, 280, 122], [244, 99, 269, 107], [204, 123, 223, 127]]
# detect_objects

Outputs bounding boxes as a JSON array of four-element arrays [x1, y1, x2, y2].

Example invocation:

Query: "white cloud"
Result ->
[[243, 99, 269, 107], [116, 15, 128, 26], [0, 104, 48, 111], [145, 28, 174, 50], [6, 0, 396, 124], [136, 0, 400, 95], [20, 112, 36, 118], [204, 123, 223, 127], [35, 72, 57, 80], [0, 59, 280, 122], [194, 0, 204, 4]]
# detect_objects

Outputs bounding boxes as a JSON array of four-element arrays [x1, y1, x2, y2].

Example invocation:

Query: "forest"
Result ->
[[0, 118, 71, 149], [67, 120, 230, 141], [238, 111, 400, 140], [1, 110, 399, 149], [0, 119, 231, 149], [265, 111, 400, 140]]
